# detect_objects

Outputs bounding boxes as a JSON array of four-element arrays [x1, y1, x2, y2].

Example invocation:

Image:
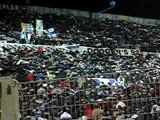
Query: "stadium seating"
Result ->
[[0, 8, 160, 120]]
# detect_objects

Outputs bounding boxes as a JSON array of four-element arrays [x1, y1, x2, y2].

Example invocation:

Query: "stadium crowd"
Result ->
[[0, 9, 160, 52], [0, 8, 160, 120]]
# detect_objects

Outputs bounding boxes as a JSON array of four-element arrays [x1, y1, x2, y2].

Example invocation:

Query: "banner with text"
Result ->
[[78, 46, 140, 56], [0, 44, 140, 57], [115, 48, 140, 56], [78, 46, 111, 55]]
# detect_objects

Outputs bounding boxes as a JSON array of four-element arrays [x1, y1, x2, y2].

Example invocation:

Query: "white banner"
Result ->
[[78, 46, 140, 56], [0, 41, 7, 47], [78, 46, 111, 55], [115, 48, 140, 56], [0, 41, 7, 44], [36, 19, 43, 36], [0, 43, 141, 56]]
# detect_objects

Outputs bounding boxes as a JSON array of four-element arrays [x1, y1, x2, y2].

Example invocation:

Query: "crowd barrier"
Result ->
[[18, 69, 160, 119]]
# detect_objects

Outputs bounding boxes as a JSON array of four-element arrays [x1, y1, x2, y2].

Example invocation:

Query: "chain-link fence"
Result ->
[[19, 68, 160, 120]]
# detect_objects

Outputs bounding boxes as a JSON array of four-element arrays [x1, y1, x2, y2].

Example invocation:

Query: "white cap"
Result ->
[[97, 99, 103, 102], [116, 101, 126, 109], [36, 100, 43, 104], [82, 116, 87, 120], [43, 83, 48, 87], [49, 85, 54, 89], [131, 114, 139, 119], [100, 76, 104, 78]]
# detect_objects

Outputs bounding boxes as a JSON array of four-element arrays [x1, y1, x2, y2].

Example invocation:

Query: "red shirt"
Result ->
[[59, 81, 70, 88], [37, 48, 43, 53], [85, 108, 93, 116], [23, 50, 31, 55], [26, 74, 34, 81]]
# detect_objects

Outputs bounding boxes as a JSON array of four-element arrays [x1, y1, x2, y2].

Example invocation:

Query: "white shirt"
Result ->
[[27, 33, 31, 40], [117, 76, 125, 87], [60, 112, 72, 119]]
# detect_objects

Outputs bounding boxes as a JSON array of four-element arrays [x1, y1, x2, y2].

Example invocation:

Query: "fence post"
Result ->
[[0, 76, 20, 120]]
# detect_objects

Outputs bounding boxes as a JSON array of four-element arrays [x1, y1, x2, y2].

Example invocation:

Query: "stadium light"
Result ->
[[98, 0, 116, 14]]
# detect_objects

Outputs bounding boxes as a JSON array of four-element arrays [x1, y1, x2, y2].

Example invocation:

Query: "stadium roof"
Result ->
[[0, 0, 160, 19]]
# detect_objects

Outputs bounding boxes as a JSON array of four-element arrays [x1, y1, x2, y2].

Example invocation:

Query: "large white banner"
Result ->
[[0, 43, 141, 57], [78, 46, 140, 56]]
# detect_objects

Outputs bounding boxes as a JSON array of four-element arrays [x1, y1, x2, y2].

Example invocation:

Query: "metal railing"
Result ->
[[18, 69, 160, 120]]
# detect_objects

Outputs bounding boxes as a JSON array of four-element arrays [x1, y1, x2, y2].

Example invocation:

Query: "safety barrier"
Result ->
[[18, 68, 160, 119]]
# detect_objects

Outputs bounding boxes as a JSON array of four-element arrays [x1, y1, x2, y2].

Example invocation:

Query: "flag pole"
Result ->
[[97, 0, 116, 14]]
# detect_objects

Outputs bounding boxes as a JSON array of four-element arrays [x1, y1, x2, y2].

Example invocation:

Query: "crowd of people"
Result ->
[[0, 8, 160, 120], [0, 42, 160, 119], [0, 9, 160, 52]]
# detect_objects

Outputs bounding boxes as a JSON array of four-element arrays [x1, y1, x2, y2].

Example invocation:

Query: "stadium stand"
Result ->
[[0, 6, 160, 120]]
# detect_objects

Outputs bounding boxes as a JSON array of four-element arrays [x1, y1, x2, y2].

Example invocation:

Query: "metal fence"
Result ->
[[19, 68, 160, 120]]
